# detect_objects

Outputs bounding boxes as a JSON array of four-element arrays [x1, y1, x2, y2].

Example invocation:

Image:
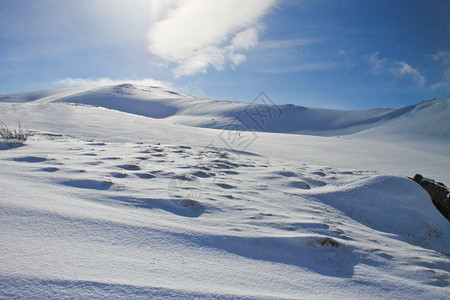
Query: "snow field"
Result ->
[[0, 84, 449, 298], [0, 132, 448, 298]]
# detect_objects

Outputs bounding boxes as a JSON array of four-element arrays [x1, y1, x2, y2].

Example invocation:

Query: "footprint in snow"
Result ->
[[367, 249, 393, 260], [87, 142, 106, 146], [117, 164, 140, 170], [211, 159, 239, 169], [276, 170, 298, 177], [287, 181, 311, 189], [192, 170, 215, 178], [150, 170, 175, 177], [62, 179, 113, 190], [110, 172, 128, 178], [171, 149, 185, 154], [135, 156, 149, 160], [135, 173, 156, 179], [40, 167, 59, 172], [84, 161, 103, 166], [222, 170, 239, 175], [151, 153, 166, 157], [12, 156, 48, 163], [304, 178, 327, 187], [81, 153, 97, 156], [150, 147, 164, 153], [312, 171, 326, 177], [215, 183, 235, 189]]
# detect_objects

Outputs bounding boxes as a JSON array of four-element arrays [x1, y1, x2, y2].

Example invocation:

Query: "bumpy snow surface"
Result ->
[[0, 84, 449, 299]]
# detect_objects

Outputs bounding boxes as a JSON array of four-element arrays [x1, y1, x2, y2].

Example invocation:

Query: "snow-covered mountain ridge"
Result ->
[[1, 83, 448, 139]]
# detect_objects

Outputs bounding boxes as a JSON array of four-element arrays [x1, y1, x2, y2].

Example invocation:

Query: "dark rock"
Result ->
[[318, 237, 339, 247], [411, 174, 450, 221]]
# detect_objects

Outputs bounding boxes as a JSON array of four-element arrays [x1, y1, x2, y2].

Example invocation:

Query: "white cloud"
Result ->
[[231, 26, 260, 50], [148, 0, 277, 77], [430, 51, 450, 91], [431, 51, 450, 65], [431, 69, 450, 92], [391, 62, 425, 86], [367, 52, 425, 87], [368, 52, 387, 73], [55, 77, 172, 88]]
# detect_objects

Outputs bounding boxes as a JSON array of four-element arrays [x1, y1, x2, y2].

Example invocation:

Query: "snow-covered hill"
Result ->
[[0, 84, 449, 299], [2, 84, 449, 139]]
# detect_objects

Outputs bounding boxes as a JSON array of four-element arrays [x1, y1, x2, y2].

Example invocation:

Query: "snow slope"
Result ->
[[0, 84, 449, 299], [2, 84, 448, 140], [0, 83, 448, 181], [353, 98, 450, 154]]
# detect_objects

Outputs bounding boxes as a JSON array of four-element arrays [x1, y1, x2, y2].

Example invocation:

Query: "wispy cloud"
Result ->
[[249, 38, 347, 74], [431, 71, 450, 91], [368, 52, 387, 74], [255, 38, 320, 51], [147, 0, 277, 77], [390, 62, 425, 86], [430, 51, 450, 91], [431, 51, 450, 65], [54, 77, 172, 88], [258, 61, 343, 74], [367, 52, 425, 87]]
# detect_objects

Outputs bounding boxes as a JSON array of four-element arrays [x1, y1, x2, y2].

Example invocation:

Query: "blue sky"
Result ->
[[0, 0, 449, 109]]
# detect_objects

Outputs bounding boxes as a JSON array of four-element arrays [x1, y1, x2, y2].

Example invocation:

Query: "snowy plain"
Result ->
[[0, 84, 449, 299]]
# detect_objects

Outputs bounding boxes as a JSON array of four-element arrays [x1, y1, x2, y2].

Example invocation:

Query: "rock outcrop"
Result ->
[[412, 174, 450, 221]]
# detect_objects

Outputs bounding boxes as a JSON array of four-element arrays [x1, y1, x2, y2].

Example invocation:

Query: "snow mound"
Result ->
[[313, 175, 450, 253]]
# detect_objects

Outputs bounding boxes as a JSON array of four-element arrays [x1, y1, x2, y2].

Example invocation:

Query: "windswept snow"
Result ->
[[0, 84, 449, 298]]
